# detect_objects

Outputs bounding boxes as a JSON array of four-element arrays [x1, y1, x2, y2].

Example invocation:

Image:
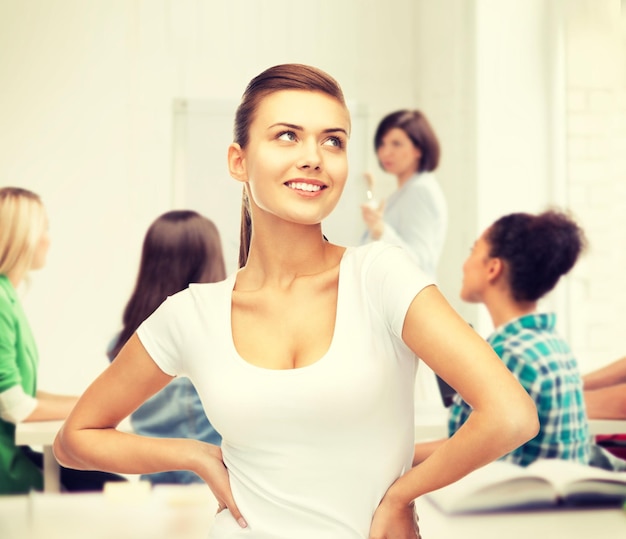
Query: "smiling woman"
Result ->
[[54, 64, 538, 539]]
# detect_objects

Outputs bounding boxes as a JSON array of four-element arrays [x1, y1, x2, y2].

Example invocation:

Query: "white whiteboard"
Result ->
[[172, 98, 369, 274]]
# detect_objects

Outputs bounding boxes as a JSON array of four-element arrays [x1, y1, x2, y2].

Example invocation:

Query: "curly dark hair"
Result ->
[[486, 209, 587, 302]]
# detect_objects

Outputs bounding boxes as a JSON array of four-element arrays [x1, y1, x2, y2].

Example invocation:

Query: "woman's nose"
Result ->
[[297, 140, 322, 170]]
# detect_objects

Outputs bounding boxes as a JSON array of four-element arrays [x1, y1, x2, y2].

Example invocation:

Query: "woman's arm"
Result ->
[[54, 334, 247, 528], [583, 356, 626, 390], [370, 286, 538, 536], [0, 300, 77, 422], [584, 385, 626, 419], [23, 391, 78, 421], [412, 439, 444, 466]]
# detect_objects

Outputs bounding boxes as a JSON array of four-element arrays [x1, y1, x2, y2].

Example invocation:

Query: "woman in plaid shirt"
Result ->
[[415, 209, 591, 467]]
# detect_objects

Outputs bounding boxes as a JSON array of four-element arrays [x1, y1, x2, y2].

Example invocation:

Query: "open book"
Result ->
[[426, 458, 626, 514]]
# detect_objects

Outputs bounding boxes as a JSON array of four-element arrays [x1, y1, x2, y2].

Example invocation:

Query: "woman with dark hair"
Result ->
[[361, 109, 447, 279], [55, 64, 537, 538], [361, 110, 448, 410], [414, 209, 591, 467], [108, 210, 226, 484]]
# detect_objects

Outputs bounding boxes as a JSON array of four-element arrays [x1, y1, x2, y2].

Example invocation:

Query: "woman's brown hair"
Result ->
[[109, 210, 226, 360]]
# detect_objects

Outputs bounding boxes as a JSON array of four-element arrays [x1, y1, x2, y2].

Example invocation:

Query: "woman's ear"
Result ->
[[228, 143, 247, 182], [486, 257, 504, 283]]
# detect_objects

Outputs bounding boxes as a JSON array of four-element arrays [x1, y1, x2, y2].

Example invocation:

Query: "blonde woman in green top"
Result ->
[[0, 187, 124, 493]]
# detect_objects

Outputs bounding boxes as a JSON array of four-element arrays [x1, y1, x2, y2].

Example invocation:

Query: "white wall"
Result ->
[[565, 0, 626, 370], [415, 0, 560, 335], [0, 0, 624, 394], [415, 0, 626, 374], [0, 0, 424, 393]]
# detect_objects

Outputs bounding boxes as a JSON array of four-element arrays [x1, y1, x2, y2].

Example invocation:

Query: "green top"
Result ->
[[0, 274, 42, 494]]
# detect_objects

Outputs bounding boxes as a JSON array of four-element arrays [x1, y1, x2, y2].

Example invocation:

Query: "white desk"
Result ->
[[413, 413, 626, 442], [15, 417, 626, 495], [15, 419, 64, 493], [0, 486, 623, 539], [589, 419, 626, 436], [414, 496, 626, 539], [15, 418, 133, 493], [16, 414, 448, 494], [0, 485, 215, 539]]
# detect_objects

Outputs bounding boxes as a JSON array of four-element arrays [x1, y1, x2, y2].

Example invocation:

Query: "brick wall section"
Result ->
[[565, 3, 626, 372]]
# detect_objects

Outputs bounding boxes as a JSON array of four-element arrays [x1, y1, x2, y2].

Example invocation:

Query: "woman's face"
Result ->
[[376, 127, 421, 180], [30, 215, 50, 271], [460, 230, 492, 303], [238, 89, 350, 227]]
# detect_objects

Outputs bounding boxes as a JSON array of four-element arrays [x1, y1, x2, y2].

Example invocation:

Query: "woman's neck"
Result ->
[[240, 222, 343, 289], [6, 269, 24, 289], [396, 170, 417, 188], [484, 291, 537, 330]]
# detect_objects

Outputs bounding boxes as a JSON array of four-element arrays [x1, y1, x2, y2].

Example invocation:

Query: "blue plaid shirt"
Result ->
[[448, 313, 591, 467]]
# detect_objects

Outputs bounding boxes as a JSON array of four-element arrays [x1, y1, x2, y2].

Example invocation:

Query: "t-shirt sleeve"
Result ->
[[363, 243, 435, 340], [0, 385, 37, 423], [136, 291, 190, 377]]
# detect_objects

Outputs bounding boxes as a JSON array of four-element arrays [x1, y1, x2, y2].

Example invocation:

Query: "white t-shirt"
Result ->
[[137, 243, 433, 538]]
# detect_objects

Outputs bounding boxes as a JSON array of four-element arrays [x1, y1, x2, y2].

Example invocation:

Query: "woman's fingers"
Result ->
[[201, 444, 248, 528], [221, 491, 248, 528]]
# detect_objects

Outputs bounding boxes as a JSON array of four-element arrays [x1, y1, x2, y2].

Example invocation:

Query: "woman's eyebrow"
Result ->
[[269, 122, 302, 131], [268, 122, 348, 136]]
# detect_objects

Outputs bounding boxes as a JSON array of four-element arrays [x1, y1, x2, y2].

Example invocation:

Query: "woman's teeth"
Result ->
[[287, 182, 322, 192]]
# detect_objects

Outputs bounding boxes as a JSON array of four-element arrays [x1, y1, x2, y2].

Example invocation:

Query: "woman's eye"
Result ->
[[323, 136, 344, 148], [277, 131, 297, 142]]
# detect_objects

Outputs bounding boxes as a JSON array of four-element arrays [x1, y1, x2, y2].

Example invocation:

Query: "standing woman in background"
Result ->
[[0, 187, 124, 493], [361, 109, 447, 280], [108, 209, 225, 485], [361, 110, 449, 409]]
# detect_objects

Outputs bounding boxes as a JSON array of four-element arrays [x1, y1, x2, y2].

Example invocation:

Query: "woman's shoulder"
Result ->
[[346, 243, 433, 286], [346, 242, 405, 265], [408, 172, 445, 197], [158, 276, 234, 314], [490, 315, 563, 367], [187, 275, 234, 294]]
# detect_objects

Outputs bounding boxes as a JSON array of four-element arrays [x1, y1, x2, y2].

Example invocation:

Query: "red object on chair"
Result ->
[[596, 434, 626, 460]]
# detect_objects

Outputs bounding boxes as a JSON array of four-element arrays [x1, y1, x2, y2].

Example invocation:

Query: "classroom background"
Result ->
[[0, 0, 624, 395]]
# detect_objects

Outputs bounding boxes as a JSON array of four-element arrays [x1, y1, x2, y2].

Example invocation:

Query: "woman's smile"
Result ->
[[284, 179, 327, 196]]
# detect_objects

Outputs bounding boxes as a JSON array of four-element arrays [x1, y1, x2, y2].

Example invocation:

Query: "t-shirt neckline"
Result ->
[[225, 247, 353, 374]]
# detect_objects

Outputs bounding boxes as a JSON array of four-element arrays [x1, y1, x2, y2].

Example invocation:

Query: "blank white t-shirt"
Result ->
[[137, 242, 433, 538]]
